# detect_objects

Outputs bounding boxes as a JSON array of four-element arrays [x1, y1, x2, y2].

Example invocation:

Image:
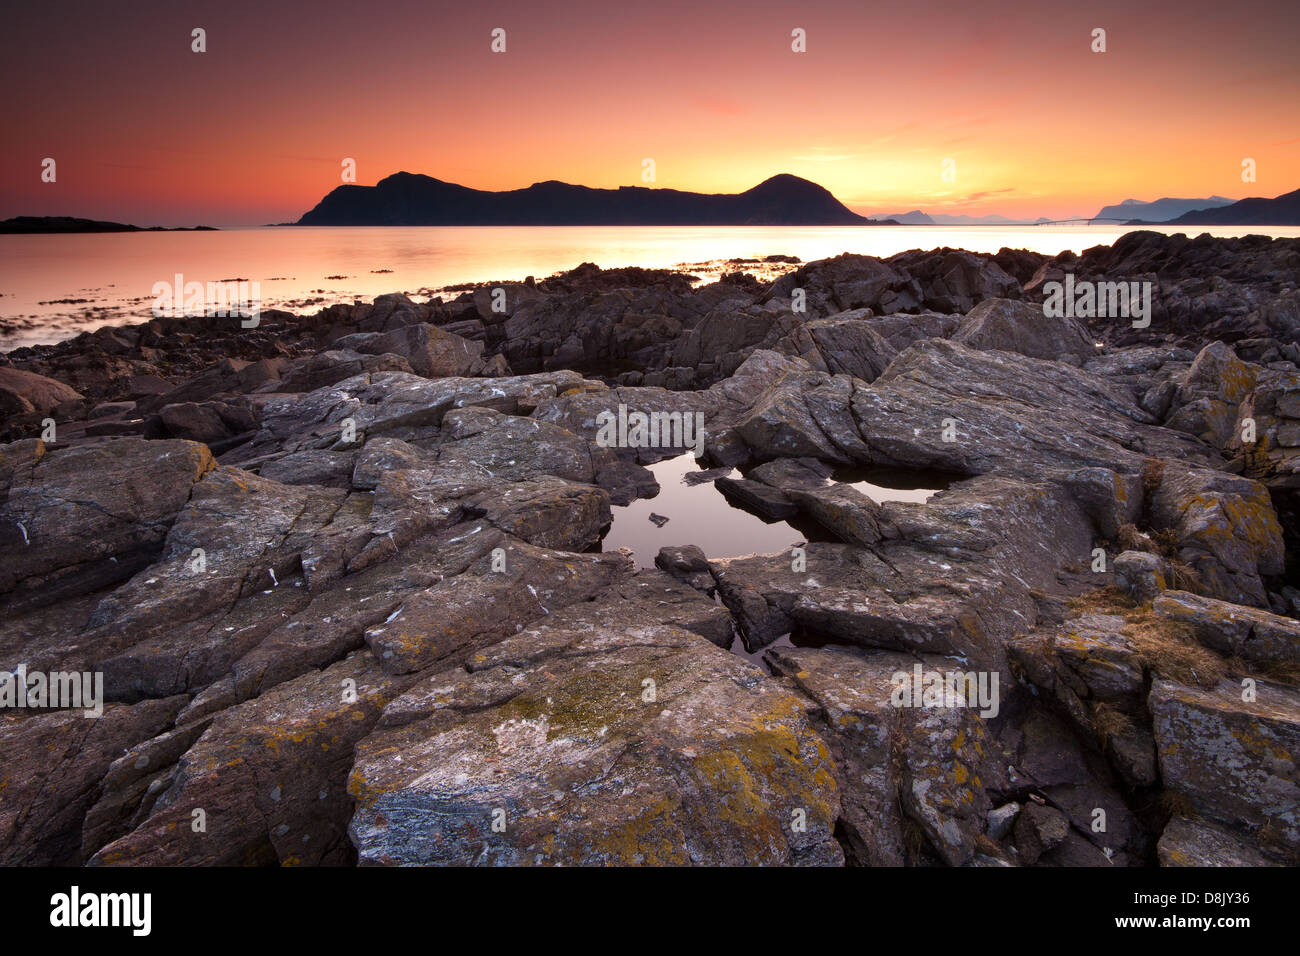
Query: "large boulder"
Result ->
[[1164, 342, 1259, 448], [363, 539, 630, 674], [710, 472, 1095, 670], [736, 372, 854, 464], [1154, 590, 1300, 667], [278, 350, 413, 392], [333, 323, 502, 379], [766, 254, 922, 316], [1158, 816, 1276, 867], [776, 310, 899, 382], [1148, 465, 1285, 607], [0, 367, 83, 417], [886, 248, 1023, 313], [848, 339, 1206, 475], [952, 297, 1097, 364], [0, 438, 215, 610]]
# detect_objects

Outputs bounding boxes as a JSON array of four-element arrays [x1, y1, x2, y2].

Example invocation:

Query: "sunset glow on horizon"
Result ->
[[3, 0, 1298, 226]]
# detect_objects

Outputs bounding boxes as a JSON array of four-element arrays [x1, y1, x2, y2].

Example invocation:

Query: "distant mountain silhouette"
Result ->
[[0, 216, 216, 234], [869, 210, 1054, 225], [1093, 196, 1234, 222], [1147, 188, 1300, 226], [870, 209, 935, 225], [296, 172, 888, 226]]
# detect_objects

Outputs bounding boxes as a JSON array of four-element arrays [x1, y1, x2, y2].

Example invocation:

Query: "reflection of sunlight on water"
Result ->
[[845, 481, 936, 504], [8, 223, 1300, 349]]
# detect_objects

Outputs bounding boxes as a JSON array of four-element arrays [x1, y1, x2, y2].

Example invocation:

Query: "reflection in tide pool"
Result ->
[[597, 456, 956, 569], [596, 455, 816, 569], [833, 464, 961, 506], [597, 455, 958, 664]]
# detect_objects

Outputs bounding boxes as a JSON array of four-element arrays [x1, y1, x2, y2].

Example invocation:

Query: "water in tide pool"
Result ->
[[598, 455, 822, 568], [598, 455, 957, 568], [6, 223, 1300, 350], [835, 464, 963, 505], [596, 454, 957, 662]]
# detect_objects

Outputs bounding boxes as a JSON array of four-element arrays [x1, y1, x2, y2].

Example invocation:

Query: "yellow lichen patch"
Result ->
[[1220, 359, 1257, 405], [956, 606, 989, 640], [691, 748, 771, 826], [590, 793, 689, 865], [1177, 490, 1281, 556], [1225, 719, 1295, 768], [191, 444, 218, 480], [488, 665, 659, 741]]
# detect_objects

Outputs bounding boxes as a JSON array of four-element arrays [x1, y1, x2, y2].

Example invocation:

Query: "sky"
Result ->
[[2, 0, 1298, 226]]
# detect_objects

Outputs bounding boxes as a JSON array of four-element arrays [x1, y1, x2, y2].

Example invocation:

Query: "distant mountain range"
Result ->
[[0, 216, 216, 234], [11, 183, 1297, 232], [296, 172, 890, 226], [868, 210, 1054, 225], [1093, 196, 1235, 223], [867, 190, 1300, 227], [1148, 188, 1300, 226]]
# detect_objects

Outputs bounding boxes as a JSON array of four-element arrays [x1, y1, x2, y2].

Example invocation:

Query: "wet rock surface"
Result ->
[[2, 233, 1298, 866]]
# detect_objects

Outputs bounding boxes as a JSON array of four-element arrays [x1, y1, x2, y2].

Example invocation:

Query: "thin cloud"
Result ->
[[954, 188, 1016, 203]]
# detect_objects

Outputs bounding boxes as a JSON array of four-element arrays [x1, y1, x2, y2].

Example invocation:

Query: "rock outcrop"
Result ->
[[3, 233, 1298, 867]]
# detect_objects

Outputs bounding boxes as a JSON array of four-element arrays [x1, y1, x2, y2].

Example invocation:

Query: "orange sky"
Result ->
[[2, 0, 1298, 225]]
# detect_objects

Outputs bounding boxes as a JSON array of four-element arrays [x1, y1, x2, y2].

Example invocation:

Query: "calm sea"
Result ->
[[3, 224, 1298, 351]]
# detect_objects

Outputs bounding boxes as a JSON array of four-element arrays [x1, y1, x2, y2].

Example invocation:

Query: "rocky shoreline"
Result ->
[[1, 230, 1298, 866]]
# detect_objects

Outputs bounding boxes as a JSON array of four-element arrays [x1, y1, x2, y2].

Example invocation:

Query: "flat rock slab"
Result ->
[[1155, 590, 1300, 666], [348, 622, 843, 865], [1150, 676, 1300, 860], [1158, 815, 1276, 867]]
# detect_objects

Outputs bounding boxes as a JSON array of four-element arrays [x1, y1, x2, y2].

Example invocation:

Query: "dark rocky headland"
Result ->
[[0, 217, 217, 234], [1, 230, 1299, 867]]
